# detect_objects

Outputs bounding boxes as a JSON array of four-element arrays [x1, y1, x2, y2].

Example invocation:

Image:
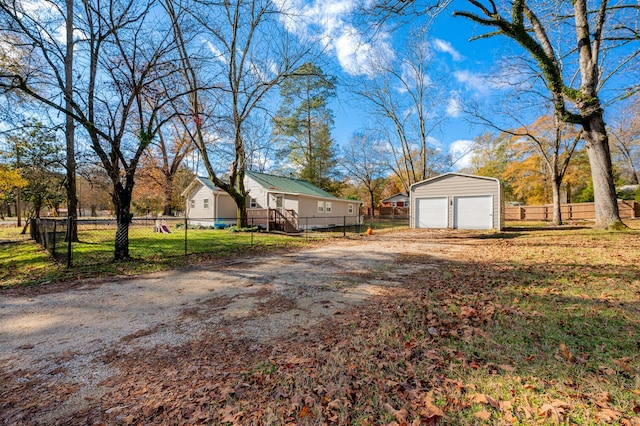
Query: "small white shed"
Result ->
[[410, 173, 503, 230]]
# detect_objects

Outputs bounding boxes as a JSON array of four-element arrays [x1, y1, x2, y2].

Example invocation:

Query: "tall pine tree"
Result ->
[[272, 63, 338, 192]]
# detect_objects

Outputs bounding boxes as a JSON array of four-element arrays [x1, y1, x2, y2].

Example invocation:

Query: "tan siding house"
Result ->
[[183, 171, 362, 231], [410, 173, 503, 230]]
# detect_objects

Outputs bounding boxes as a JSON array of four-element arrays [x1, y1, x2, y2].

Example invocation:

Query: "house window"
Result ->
[[275, 195, 283, 208], [249, 198, 258, 208], [348, 204, 354, 214], [325, 202, 332, 213], [190, 199, 195, 209], [317, 201, 324, 213], [203, 199, 209, 209], [392, 201, 397, 207]]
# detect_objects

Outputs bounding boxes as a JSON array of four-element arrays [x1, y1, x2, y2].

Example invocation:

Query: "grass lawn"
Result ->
[[108, 224, 636, 425], [0, 225, 307, 288], [2, 222, 639, 424], [216, 226, 639, 424]]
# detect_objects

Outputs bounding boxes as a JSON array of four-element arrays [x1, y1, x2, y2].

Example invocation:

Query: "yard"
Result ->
[[1, 225, 639, 424]]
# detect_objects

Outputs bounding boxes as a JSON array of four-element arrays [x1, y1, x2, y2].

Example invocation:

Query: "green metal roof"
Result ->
[[197, 176, 219, 192], [245, 171, 339, 199]]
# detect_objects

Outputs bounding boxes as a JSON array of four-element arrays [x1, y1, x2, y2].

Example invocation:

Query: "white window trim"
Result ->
[[190, 199, 195, 209], [348, 204, 354, 214], [203, 199, 209, 209], [249, 198, 258, 208], [317, 200, 324, 213], [325, 201, 332, 213]]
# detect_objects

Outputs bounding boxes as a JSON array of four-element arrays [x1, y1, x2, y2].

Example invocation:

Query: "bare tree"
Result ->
[[453, 0, 632, 228], [142, 120, 194, 216], [166, 0, 312, 227], [609, 99, 640, 185], [0, 0, 78, 239], [341, 131, 388, 223], [352, 34, 450, 192], [1, 0, 183, 259]]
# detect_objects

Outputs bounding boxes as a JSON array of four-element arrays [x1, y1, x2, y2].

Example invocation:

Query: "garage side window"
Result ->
[[317, 201, 324, 213], [190, 199, 195, 209], [203, 199, 209, 209], [348, 204, 353, 214], [325, 202, 332, 213]]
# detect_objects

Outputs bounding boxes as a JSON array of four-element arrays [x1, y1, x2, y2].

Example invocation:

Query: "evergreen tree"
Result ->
[[273, 63, 338, 191]]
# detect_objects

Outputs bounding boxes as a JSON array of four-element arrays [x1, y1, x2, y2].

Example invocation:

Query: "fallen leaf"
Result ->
[[499, 400, 513, 412], [384, 403, 408, 423], [474, 409, 491, 420], [498, 364, 515, 372], [596, 408, 621, 422], [612, 358, 634, 374], [299, 405, 312, 418], [468, 393, 499, 409], [469, 393, 488, 404], [421, 391, 446, 419], [517, 405, 533, 419], [598, 365, 616, 376], [559, 343, 576, 363], [538, 400, 571, 424]]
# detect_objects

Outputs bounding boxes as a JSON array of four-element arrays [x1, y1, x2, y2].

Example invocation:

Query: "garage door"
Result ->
[[416, 197, 448, 228], [454, 195, 493, 229]]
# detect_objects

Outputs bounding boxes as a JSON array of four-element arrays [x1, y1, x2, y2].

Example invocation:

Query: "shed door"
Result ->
[[416, 197, 448, 228], [454, 195, 493, 229]]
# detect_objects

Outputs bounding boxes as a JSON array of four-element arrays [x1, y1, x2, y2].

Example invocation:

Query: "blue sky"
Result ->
[[273, 0, 514, 170]]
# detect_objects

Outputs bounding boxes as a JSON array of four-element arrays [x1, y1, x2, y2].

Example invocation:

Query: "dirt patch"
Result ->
[[0, 230, 462, 424]]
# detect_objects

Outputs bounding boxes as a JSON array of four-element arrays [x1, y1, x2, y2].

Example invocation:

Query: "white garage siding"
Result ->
[[410, 173, 503, 230], [416, 197, 448, 228]]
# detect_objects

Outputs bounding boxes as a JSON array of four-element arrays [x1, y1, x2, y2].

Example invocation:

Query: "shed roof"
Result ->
[[382, 192, 409, 202], [410, 173, 500, 190]]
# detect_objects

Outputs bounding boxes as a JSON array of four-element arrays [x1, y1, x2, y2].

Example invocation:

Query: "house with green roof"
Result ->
[[182, 171, 362, 232]]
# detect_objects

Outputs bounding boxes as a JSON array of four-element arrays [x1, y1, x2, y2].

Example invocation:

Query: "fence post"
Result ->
[[184, 216, 188, 257], [250, 217, 254, 247], [53, 220, 57, 260], [66, 216, 73, 269], [343, 216, 346, 237]]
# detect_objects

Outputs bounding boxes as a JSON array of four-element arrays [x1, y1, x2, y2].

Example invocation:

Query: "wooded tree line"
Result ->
[[462, 109, 640, 213], [1, 0, 638, 259]]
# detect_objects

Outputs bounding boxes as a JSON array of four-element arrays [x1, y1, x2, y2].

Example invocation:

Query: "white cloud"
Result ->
[[446, 92, 463, 117], [274, 0, 394, 77], [454, 70, 491, 94], [449, 139, 476, 170], [204, 40, 228, 64], [432, 38, 462, 61]]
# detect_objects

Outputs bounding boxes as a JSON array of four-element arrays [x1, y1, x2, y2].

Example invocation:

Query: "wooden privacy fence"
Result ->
[[505, 200, 640, 221]]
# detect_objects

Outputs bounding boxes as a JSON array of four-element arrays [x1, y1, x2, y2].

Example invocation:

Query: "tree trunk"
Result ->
[[551, 177, 562, 226], [64, 0, 78, 242], [582, 115, 623, 229], [16, 188, 21, 227], [369, 189, 375, 224], [163, 175, 173, 216], [113, 183, 133, 261]]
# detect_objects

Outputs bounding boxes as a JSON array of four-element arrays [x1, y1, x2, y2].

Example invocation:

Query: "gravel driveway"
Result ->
[[0, 231, 460, 424]]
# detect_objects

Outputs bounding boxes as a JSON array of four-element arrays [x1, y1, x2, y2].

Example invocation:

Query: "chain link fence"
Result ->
[[29, 214, 409, 268]]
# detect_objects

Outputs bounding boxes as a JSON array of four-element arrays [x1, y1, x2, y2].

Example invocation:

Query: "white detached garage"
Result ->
[[410, 173, 503, 230]]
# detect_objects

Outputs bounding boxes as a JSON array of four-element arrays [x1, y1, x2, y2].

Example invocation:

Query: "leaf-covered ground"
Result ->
[[2, 226, 640, 425]]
